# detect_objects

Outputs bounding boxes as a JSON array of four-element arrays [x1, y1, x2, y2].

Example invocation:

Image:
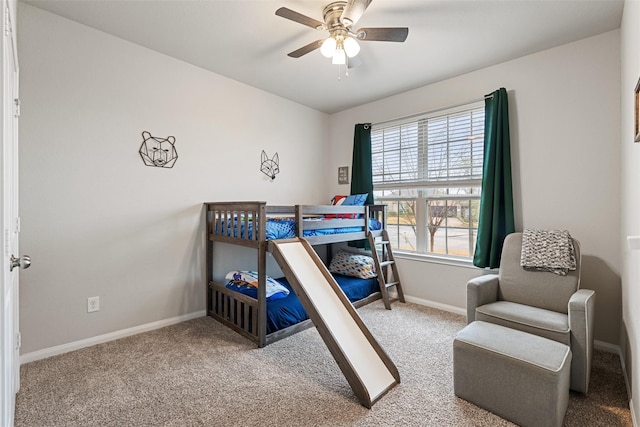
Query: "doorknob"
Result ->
[[10, 255, 31, 271]]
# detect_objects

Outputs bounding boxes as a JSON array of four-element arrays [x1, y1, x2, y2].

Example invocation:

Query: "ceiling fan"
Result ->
[[275, 0, 408, 66]]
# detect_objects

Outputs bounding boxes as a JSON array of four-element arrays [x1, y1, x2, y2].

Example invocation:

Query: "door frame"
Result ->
[[1, 0, 19, 425]]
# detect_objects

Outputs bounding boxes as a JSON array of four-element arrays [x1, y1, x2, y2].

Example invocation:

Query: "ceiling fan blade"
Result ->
[[341, 0, 372, 27], [287, 40, 323, 58], [356, 27, 409, 42], [276, 7, 324, 30]]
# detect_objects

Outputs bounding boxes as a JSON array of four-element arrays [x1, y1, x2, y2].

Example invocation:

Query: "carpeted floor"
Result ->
[[15, 302, 632, 426]]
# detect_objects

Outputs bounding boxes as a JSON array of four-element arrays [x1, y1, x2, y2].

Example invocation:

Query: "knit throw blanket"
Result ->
[[520, 229, 576, 276]]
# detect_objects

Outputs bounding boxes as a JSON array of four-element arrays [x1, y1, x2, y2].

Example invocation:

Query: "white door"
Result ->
[[1, 1, 24, 426]]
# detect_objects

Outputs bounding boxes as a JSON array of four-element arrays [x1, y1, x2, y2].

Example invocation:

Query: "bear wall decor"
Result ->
[[139, 131, 178, 168]]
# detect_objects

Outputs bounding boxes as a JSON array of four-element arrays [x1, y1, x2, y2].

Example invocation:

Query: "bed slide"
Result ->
[[268, 238, 400, 408]]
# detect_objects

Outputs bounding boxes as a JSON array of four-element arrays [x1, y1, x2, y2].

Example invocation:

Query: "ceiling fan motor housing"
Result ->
[[323, 1, 349, 38]]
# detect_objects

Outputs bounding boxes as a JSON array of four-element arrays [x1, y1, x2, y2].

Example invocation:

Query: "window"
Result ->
[[372, 102, 484, 259]]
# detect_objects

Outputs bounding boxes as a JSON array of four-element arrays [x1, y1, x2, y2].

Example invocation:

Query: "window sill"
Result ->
[[393, 251, 488, 270]]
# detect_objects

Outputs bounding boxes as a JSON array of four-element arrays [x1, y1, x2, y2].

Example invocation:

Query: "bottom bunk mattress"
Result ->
[[264, 274, 379, 334]]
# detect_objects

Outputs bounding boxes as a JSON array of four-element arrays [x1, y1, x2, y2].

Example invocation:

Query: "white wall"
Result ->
[[17, 3, 329, 354], [17, 0, 627, 370], [329, 30, 622, 345], [620, 0, 639, 421]]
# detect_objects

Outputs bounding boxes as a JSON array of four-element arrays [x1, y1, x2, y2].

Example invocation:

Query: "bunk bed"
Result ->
[[204, 201, 387, 347]]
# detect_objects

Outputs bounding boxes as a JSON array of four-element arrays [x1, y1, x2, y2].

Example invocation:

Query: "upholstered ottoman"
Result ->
[[453, 321, 572, 427]]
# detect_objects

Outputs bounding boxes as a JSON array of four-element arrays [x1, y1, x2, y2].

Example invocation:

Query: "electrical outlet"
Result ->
[[87, 296, 100, 313]]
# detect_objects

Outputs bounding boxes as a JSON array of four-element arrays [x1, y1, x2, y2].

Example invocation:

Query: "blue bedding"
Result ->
[[216, 217, 382, 240], [266, 274, 378, 334], [221, 274, 378, 334]]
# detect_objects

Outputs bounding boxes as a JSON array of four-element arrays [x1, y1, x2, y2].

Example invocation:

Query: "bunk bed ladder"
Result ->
[[368, 230, 405, 310]]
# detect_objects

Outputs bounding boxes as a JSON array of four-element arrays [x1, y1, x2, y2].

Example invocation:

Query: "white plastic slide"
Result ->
[[269, 238, 400, 408]]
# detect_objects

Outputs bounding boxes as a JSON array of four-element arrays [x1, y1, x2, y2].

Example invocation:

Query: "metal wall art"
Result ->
[[139, 131, 178, 168], [260, 150, 280, 180]]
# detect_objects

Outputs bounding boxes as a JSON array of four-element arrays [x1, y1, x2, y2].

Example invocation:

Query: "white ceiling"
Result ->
[[22, 0, 624, 114]]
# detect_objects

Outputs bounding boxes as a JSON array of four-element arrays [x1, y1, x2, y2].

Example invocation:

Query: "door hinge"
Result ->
[[4, 7, 8, 37], [15, 217, 20, 233], [15, 332, 21, 350], [14, 98, 20, 117]]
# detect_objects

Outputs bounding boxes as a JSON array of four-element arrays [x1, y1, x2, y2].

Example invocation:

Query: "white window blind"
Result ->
[[371, 102, 485, 259], [372, 103, 485, 189]]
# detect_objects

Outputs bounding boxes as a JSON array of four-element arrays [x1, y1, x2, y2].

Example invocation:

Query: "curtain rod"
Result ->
[[372, 93, 494, 128]]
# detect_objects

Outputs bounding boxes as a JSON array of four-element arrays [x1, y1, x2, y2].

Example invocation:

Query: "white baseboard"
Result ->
[[16, 303, 640, 426], [403, 295, 467, 317], [609, 341, 638, 427], [593, 340, 638, 427], [590, 340, 637, 426], [594, 339, 621, 354], [20, 310, 206, 364]]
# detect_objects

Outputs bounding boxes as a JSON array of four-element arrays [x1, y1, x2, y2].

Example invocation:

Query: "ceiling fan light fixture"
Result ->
[[276, 1, 408, 73], [320, 36, 337, 58], [332, 46, 346, 65], [343, 36, 360, 58]]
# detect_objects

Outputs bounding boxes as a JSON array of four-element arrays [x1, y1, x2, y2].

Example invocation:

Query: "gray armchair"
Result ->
[[467, 232, 595, 393]]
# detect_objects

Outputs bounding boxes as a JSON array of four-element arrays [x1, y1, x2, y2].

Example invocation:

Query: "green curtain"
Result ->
[[350, 123, 373, 249], [350, 123, 373, 204], [473, 88, 515, 268]]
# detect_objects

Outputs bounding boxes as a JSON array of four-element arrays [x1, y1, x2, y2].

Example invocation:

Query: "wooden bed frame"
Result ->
[[204, 201, 386, 347]]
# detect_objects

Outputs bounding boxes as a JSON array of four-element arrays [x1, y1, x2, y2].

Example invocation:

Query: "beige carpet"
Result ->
[[15, 302, 632, 426]]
